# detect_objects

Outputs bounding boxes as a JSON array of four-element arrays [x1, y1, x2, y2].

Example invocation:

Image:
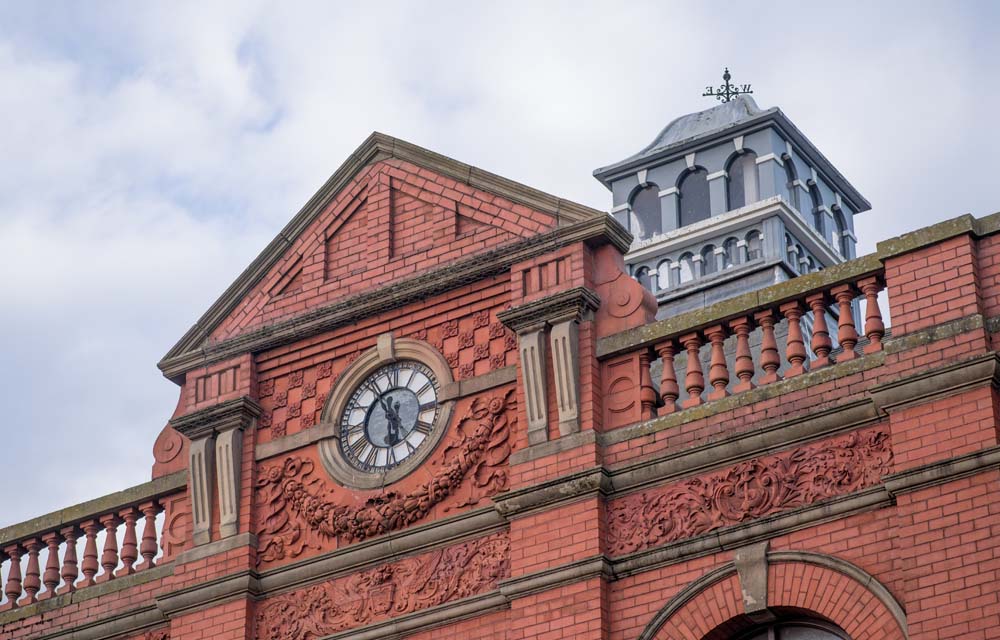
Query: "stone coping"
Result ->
[[0, 471, 186, 547], [159, 214, 630, 380], [159, 131, 610, 376], [598, 210, 1000, 359]]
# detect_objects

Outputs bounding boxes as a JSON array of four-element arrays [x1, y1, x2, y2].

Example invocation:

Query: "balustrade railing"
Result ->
[[599, 256, 886, 422], [0, 474, 185, 610]]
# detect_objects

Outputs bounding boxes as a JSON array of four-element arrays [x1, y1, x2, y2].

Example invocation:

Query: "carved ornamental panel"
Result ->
[[607, 429, 893, 556], [253, 532, 510, 640]]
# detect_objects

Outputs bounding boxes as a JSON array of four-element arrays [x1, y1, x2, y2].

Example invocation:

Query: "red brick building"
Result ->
[[1, 131, 999, 640]]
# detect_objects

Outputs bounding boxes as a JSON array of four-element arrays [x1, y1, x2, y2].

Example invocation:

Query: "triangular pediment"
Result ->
[[160, 132, 604, 381]]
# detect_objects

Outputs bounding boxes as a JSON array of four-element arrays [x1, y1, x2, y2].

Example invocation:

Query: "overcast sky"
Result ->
[[2, 1, 998, 527]]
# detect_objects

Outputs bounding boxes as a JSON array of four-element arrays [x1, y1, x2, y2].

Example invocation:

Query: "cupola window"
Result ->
[[745, 230, 763, 261], [782, 153, 800, 212], [634, 266, 653, 291], [630, 184, 661, 239], [678, 168, 710, 227], [727, 151, 759, 210], [834, 210, 850, 257], [809, 183, 825, 236]]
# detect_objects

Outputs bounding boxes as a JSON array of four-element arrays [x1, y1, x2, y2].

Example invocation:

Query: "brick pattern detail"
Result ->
[[210, 160, 554, 343]]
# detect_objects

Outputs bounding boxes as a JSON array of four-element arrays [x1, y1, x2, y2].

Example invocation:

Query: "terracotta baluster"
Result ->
[[137, 501, 160, 571], [97, 514, 121, 583], [78, 520, 100, 588], [680, 333, 704, 408], [806, 292, 833, 368], [638, 348, 657, 421], [729, 317, 755, 393], [57, 526, 79, 594], [831, 284, 859, 360], [655, 340, 680, 415], [19, 539, 41, 605], [754, 310, 781, 385], [3, 545, 22, 609], [40, 532, 62, 599], [858, 276, 886, 353], [119, 508, 139, 576], [780, 301, 807, 377], [705, 325, 730, 400]]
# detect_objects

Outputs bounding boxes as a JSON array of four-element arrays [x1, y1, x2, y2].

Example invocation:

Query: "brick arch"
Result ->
[[639, 552, 907, 640]]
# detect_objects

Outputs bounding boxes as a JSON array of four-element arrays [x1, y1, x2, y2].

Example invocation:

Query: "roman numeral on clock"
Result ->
[[414, 420, 433, 435]]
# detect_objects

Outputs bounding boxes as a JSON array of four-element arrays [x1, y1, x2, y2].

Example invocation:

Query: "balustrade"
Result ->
[[604, 268, 886, 425], [0, 494, 173, 610]]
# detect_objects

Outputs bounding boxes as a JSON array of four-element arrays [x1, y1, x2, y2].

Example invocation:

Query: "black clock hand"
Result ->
[[380, 395, 401, 445]]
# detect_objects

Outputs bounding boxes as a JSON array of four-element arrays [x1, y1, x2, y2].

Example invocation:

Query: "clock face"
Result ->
[[339, 361, 440, 473]]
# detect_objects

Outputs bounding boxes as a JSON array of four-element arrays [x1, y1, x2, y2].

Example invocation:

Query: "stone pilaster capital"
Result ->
[[169, 396, 262, 440], [497, 287, 601, 334]]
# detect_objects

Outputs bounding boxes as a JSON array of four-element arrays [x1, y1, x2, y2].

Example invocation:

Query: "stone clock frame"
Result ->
[[318, 334, 455, 489]]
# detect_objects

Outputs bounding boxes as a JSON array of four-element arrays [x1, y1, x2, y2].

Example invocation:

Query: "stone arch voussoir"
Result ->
[[640, 551, 907, 640]]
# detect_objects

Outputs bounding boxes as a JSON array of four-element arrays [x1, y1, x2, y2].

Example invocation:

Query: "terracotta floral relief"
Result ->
[[253, 389, 515, 564], [607, 429, 893, 556], [253, 532, 509, 640]]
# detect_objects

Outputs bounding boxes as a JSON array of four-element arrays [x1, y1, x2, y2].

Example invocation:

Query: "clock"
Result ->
[[338, 361, 440, 472], [318, 337, 454, 489]]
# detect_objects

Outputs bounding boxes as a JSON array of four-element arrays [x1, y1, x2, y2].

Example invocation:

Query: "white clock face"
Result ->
[[339, 361, 440, 473]]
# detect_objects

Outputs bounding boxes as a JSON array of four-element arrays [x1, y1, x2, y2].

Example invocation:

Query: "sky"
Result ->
[[1, 1, 999, 527]]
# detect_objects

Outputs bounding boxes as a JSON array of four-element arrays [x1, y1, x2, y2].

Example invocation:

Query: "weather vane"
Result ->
[[702, 67, 753, 103]]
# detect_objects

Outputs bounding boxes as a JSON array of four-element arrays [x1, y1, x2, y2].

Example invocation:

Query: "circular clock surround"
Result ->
[[318, 338, 454, 489]]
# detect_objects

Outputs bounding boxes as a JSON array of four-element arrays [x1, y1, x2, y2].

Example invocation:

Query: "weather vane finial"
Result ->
[[702, 67, 753, 103]]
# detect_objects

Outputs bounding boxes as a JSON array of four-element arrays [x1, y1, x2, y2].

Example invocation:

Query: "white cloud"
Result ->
[[1, 0, 999, 525]]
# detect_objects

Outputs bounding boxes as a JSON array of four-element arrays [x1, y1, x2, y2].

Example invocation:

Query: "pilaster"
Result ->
[[169, 396, 261, 546], [499, 287, 600, 445]]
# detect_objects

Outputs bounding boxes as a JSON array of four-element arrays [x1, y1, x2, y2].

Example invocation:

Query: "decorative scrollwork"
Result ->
[[253, 532, 509, 640], [607, 429, 892, 555], [254, 389, 515, 563]]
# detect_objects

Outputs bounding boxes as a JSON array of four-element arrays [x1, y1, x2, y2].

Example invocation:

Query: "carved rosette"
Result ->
[[607, 429, 893, 555], [254, 390, 515, 563], [253, 533, 510, 640]]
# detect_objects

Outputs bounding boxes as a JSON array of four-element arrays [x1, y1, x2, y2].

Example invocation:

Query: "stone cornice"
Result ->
[[323, 591, 509, 640], [606, 398, 880, 496], [884, 445, 1000, 497], [33, 604, 164, 640], [156, 569, 261, 617], [0, 471, 187, 547], [493, 467, 613, 518], [169, 396, 262, 440], [256, 506, 505, 595], [499, 556, 614, 600], [599, 355, 883, 445], [159, 215, 629, 381], [870, 352, 1000, 413], [497, 287, 601, 334]]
